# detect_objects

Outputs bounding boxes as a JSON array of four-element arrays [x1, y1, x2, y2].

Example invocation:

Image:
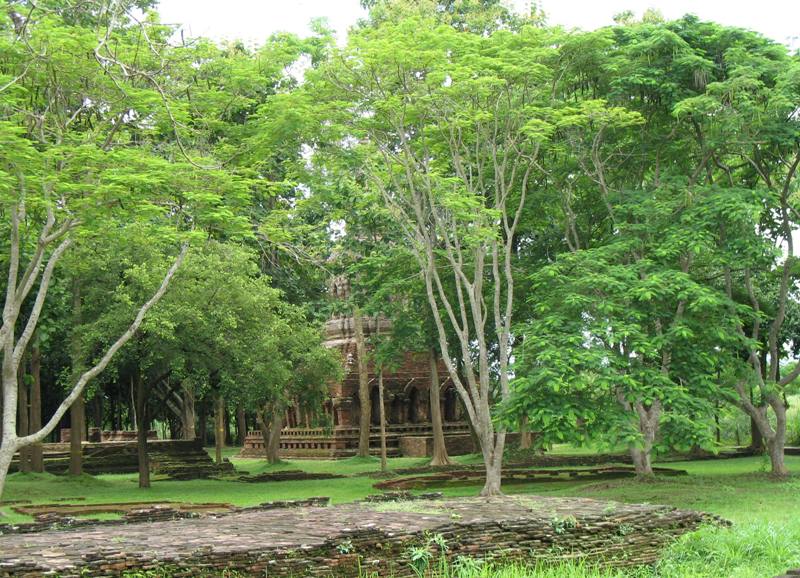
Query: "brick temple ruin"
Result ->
[[0, 496, 727, 576], [242, 276, 474, 459]]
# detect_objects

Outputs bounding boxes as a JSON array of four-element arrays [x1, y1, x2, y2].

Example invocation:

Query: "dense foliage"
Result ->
[[0, 0, 798, 500]]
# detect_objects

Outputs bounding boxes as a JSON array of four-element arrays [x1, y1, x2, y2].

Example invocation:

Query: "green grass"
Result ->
[[2, 452, 799, 576]]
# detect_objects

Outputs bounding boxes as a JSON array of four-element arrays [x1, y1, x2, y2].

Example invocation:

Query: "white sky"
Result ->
[[156, 0, 799, 49]]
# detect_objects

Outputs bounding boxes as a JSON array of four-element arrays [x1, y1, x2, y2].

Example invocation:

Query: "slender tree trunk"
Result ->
[[17, 363, 30, 473], [92, 394, 103, 430], [181, 385, 196, 441], [29, 345, 43, 472], [750, 415, 764, 451], [214, 394, 225, 465], [68, 393, 84, 477], [428, 349, 451, 466], [353, 307, 371, 458], [135, 372, 150, 489], [519, 415, 532, 450], [224, 403, 232, 446], [236, 404, 246, 446], [480, 434, 506, 496], [767, 400, 788, 476], [197, 401, 207, 446], [267, 405, 282, 465], [378, 369, 387, 472], [69, 281, 83, 477], [258, 407, 270, 462]]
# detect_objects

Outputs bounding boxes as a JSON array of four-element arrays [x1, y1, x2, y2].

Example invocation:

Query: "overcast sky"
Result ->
[[156, 0, 799, 49]]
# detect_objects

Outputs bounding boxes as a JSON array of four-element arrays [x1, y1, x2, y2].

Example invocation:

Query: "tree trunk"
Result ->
[[135, 372, 150, 489], [92, 394, 103, 429], [519, 415, 532, 450], [479, 434, 506, 496], [750, 415, 764, 451], [630, 446, 654, 478], [767, 437, 788, 476], [428, 349, 451, 466], [181, 385, 196, 440], [267, 405, 282, 465], [258, 408, 270, 462], [378, 369, 387, 472], [68, 393, 84, 477], [29, 345, 43, 472], [17, 364, 30, 473], [353, 307, 371, 458], [0, 448, 13, 504], [214, 394, 225, 465], [198, 401, 208, 446], [69, 281, 83, 477], [767, 399, 788, 476], [236, 404, 246, 446]]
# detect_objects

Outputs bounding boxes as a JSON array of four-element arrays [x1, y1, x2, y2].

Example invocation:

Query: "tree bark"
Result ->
[[267, 405, 282, 465], [92, 393, 103, 430], [68, 393, 84, 477], [428, 349, 451, 466], [68, 281, 83, 477], [258, 407, 270, 462], [378, 369, 387, 472], [17, 376, 30, 473], [181, 385, 196, 440], [135, 372, 150, 489], [519, 415, 532, 450], [29, 344, 43, 472], [17, 359, 30, 473], [214, 394, 225, 465], [198, 401, 207, 446], [749, 415, 764, 451], [236, 404, 246, 446], [353, 307, 371, 458]]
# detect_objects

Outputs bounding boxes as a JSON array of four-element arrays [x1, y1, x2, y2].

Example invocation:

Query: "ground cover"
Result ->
[[1, 452, 798, 576]]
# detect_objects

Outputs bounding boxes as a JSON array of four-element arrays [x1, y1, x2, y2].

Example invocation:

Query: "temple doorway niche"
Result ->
[[443, 386, 458, 422], [390, 395, 405, 424], [408, 387, 420, 423], [370, 385, 381, 426]]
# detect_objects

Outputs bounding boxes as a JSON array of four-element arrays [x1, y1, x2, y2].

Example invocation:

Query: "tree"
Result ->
[[0, 1, 249, 499], [311, 17, 589, 494]]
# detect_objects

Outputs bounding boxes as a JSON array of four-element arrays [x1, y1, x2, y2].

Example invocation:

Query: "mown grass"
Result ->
[[3, 451, 799, 576]]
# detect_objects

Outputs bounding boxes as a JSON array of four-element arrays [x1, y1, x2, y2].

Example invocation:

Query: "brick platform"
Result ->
[[0, 496, 725, 577]]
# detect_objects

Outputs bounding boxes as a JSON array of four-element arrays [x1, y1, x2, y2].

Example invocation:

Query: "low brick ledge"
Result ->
[[0, 496, 728, 577]]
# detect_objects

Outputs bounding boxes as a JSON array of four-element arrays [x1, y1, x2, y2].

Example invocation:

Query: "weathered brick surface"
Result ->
[[0, 496, 726, 577]]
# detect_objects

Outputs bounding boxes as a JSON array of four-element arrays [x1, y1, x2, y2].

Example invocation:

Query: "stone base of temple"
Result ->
[[59, 428, 158, 443], [239, 422, 475, 459], [10, 438, 234, 478]]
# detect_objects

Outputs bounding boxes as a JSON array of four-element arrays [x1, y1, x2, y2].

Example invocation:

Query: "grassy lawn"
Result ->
[[2, 451, 799, 577]]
